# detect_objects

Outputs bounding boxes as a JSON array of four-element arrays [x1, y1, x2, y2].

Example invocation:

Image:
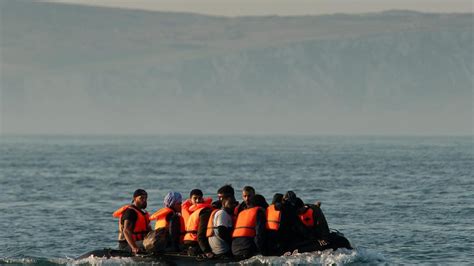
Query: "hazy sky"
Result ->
[[45, 0, 473, 16]]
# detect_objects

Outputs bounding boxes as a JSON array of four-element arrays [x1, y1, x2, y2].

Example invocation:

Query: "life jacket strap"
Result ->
[[235, 226, 256, 230]]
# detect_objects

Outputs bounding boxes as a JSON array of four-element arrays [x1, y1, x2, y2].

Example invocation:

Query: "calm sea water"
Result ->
[[0, 135, 472, 265]]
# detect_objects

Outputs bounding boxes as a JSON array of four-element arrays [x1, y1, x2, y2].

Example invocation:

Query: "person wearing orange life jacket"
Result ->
[[234, 186, 255, 215], [182, 189, 213, 223], [207, 194, 237, 258], [182, 189, 213, 256], [231, 190, 266, 259], [264, 193, 285, 255], [295, 198, 330, 247], [149, 191, 185, 251], [113, 189, 151, 254]]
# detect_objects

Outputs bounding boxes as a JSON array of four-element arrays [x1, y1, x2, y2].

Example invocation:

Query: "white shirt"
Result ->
[[208, 209, 233, 255]]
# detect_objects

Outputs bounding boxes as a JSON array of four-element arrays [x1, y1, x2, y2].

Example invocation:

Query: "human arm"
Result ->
[[313, 206, 330, 239], [121, 209, 140, 253], [217, 226, 232, 244], [168, 212, 181, 251], [197, 208, 212, 253], [254, 208, 266, 252]]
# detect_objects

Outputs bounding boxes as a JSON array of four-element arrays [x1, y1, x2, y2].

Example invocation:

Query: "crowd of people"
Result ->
[[113, 185, 349, 260]]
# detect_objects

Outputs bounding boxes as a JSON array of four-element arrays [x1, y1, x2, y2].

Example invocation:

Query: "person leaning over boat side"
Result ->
[[207, 194, 237, 258], [278, 192, 314, 253], [235, 186, 255, 215], [182, 189, 213, 256], [149, 191, 185, 251], [231, 195, 266, 259], [295, 198, 330, 247], [113, 189, 151, 254]]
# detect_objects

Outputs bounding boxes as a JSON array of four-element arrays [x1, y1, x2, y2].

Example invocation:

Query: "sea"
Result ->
[[0, 135, 472, 265]]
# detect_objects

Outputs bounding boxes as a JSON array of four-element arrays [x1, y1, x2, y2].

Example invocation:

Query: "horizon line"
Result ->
[[39, 1, 474, 18]]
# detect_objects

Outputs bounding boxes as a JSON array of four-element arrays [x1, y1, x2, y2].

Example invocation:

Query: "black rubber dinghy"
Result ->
[[77, 231, 351, 264]]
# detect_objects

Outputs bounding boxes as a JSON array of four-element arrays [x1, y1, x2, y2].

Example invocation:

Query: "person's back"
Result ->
[[302, 203, 330, 241], [290, 199, 334, 252], [278, 195, 313, 253], [264, 193, 284, 255], [231, 202, 266, 259]]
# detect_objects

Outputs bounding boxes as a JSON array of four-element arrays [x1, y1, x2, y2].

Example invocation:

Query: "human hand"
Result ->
[[131, 246, 140, 254], [204, 252, 215, 258]]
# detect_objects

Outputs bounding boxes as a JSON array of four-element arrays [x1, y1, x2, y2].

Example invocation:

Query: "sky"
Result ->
[[44, 0, 473, 16], [2, 0, 472, 135]]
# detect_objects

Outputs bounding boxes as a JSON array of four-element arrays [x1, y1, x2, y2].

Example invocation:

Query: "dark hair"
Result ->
[[272, 193, 284, 204], [133, 189, 147, 198], [221, 194, 236, 204], [222, 194, 235, 200], [283, 191, 297, 202], [253, 194, 269, 209], [217, 184, 235, 197], [242, 186, 255, 195], [294, 197, 305, 209], [189, 189, 203, 198]]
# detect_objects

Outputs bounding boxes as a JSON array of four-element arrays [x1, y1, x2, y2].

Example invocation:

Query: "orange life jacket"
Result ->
[[150, 207, 186, 242], [232, 207, 261, 238], [206, 209, 220, 237], [182, 198, 213, 223], [113, 205, 150, 241], [183, 204, 211, 242], [266, 204, 281, 231], [299, 207, 314, 227]]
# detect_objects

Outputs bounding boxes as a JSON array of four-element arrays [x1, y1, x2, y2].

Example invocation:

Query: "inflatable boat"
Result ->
[[77, 231, 351, 264]]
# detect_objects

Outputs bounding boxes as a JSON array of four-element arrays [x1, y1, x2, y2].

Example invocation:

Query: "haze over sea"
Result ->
[[0, 135, 472, 265]]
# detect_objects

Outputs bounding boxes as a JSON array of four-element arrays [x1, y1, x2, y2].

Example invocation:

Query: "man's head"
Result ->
[[221, 194, 237, 213], [242, 186, 255, 205], [217, 184, 235, 201], [283, 191, 297, 202], [294, 198, 306, 214], [254, 194, 269, 209], [164, 191, 182, 212], [132, 189, 148, 209], [189, 189, 203, 205], [272, 193, 284, 205]]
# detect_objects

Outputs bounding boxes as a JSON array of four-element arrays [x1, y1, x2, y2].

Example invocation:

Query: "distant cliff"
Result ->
[[1, 1, 472, 134]]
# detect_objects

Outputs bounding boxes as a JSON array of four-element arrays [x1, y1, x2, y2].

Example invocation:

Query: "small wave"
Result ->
[[0, 257, 68, 265], [0, 257, 38, 264], [1, 248, 385, 265], [69, 256, 137, 265], [241, 248, 385, 265]]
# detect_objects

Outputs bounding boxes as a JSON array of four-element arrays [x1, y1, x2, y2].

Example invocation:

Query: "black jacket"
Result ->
[[231, 207, 266, 258]]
